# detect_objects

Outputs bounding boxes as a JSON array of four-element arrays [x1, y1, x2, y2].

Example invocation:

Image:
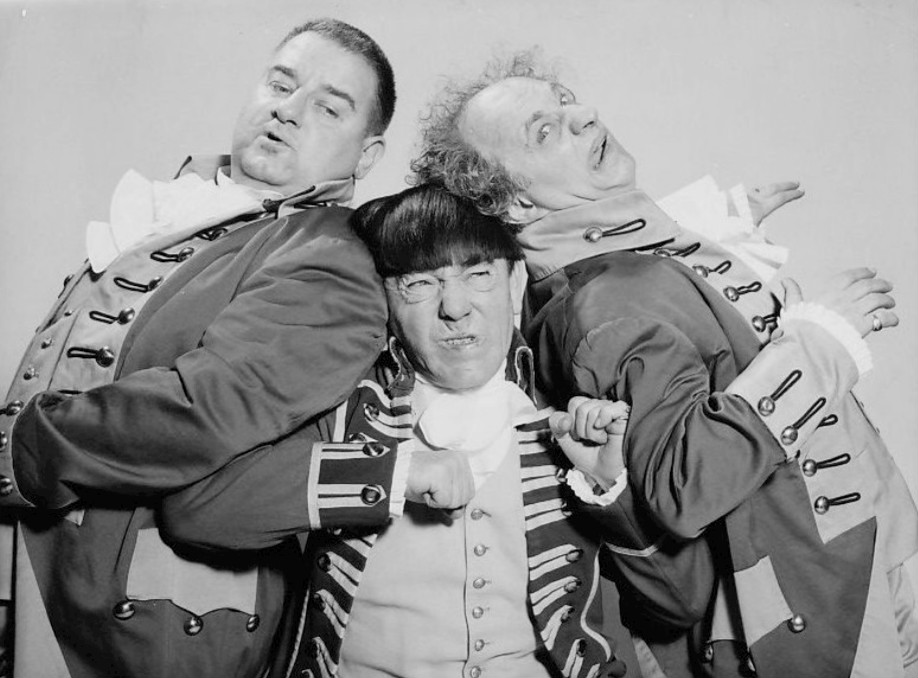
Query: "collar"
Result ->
[[175, 154, 356, 213], [516, 189, 680, 282], [383, 331, 536, 402]]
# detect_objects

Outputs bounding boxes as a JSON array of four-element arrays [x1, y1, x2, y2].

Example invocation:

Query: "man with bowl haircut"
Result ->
[[412, 51, 918, 678], [0, 18, 399, 678], [159, 183, 709, 678]]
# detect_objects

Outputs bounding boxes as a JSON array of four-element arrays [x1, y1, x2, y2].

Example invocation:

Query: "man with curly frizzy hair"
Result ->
[[414, 50, 918, 678]]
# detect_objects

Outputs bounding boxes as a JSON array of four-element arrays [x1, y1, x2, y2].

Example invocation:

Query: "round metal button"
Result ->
[[583, 227, 602, 243], [22, 366, 37, 381], [177, 247, 195, 261], [575, 638, 587, 656], [112, 600, 135, 620], [692, 264, 709, 278], [757, 396, 775, 416], [117, 308, 136, 324], [40, 338, 54, 349], [814, 496, 830, 514], [802, 459, 817, 477], [723, 286, 740, 302], [0, 432, 7, 450], [471, 606, 484, 619], [63, 309, 74, 317], [780, 426, 798, 445], [474, 639, 486, 652], [95, 347, 116, 368], [148, 276, 163, 290], [787, 614, 806, 633], [654, 248, 672, 258], [470, 508, 484, 521], [2, 400, 23, 416], [473, 544, 488, 557], [566, 549, 583, 563], [560, 606, 574, 622], [0, 477, 14, 497], [246, 615, 260, 632], [363, 441, 386, 457], [752, 316, 766, 332], [564, 578, 581, 593], [311, 593, 326, 611], [364, 403, 380, 421], [361, 485, 383, 506], [472, 578, 486, 590], [316, 553, 332, 572], [702, 642, 714, 663], [184, 615, 203, 636], [469, 667, 482, 678]]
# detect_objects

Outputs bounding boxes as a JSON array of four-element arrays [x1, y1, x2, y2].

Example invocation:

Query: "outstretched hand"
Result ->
[[550, 397, 629, 489], [781, 267, 898, 338], [747, 181, 805, 226]]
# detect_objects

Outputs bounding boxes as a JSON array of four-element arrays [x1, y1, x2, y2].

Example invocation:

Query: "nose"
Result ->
[[568, 104, 598, 135], [438, 280, 473, 321], [273, 89, 306, 127]]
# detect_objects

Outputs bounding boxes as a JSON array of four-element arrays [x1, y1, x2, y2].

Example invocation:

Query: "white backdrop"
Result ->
[[1, 0, 915, 585]]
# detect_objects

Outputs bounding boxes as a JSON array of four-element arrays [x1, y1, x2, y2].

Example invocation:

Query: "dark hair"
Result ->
[[279, 18, 396, 135], [410, 49, 555, 221], [352, 184, 523, 278]]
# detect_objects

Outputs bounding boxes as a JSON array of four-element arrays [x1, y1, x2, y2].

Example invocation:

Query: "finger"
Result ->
[[592, 401, 630, 430], [828, 267, 877, 291], [549, 411, 573, 439], [754, 181, 801, 196], [781, 277, 803, 307], [765, 189, 805, 210], [848, 278, 893, 304], [574, 401, 605, 441]]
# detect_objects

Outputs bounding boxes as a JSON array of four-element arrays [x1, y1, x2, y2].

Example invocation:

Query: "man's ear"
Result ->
[[509, 259, 527, 315], [354, 136, 386, 180], [506, 193, 548, 225]]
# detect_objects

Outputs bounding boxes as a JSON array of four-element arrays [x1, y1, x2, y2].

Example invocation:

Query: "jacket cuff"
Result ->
[[726, 319, 859, 459], [306, 438, 400, 530], [387, 438, 412, 519], [567, 468, 628, 506], [0, 400, 36, 509]]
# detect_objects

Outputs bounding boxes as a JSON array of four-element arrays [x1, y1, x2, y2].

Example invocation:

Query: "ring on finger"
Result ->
[[871, 314, 882, 332]]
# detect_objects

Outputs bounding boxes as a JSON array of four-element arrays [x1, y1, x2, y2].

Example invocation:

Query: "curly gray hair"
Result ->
[[410, 50, 557, 223]]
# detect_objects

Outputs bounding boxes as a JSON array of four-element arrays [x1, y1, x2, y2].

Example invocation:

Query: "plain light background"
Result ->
[[1, 0, 916, 586]]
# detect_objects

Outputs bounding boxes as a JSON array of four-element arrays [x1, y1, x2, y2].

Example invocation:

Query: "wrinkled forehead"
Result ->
[[460, 76, 566, 155]]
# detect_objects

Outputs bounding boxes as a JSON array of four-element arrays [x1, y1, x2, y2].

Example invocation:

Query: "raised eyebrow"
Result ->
[[268, 65, 297, 81]]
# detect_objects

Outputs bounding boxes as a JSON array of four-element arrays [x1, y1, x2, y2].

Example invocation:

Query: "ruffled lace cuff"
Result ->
[[781, 301, 872, 376], [566, 468, 628, 507]]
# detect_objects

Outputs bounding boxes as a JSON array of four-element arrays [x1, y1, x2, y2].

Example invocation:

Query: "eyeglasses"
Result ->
[[385, 265, 500, 303]]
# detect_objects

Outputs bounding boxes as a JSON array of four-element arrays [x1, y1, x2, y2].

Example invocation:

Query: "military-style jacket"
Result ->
[[520, 190, 918, 678], [0, 158, 388, 678], [160, 337, 718, 678]]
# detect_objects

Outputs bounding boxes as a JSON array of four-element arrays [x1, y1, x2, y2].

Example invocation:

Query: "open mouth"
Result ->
[[442, 335, 478, 348], [592, 135, 608, 169]]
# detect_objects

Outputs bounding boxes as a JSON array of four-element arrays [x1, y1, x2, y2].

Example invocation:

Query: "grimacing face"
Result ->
[[230, 32, 385, 195], [459, 76, 637, 223], [386, 259, 525, 392]]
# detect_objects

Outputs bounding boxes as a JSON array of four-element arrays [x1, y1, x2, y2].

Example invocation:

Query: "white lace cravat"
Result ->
[[85, 169, 280, 273], [413, 366, 540, 489]]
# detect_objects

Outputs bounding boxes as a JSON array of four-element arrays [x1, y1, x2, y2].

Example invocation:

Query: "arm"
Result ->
[[550, 396, 716, 628], [1, 214, 388, 509]]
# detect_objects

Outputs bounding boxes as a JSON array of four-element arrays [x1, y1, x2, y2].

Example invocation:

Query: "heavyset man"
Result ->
[[413, 52, 918, 678], [0, 18, 397, 678]]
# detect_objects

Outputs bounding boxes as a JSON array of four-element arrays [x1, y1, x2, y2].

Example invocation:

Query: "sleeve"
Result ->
[[1, 217, 388, 509], [570, 312, 855, 539], [158, 412, 407, 552], [577, 483, 717, 629]]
